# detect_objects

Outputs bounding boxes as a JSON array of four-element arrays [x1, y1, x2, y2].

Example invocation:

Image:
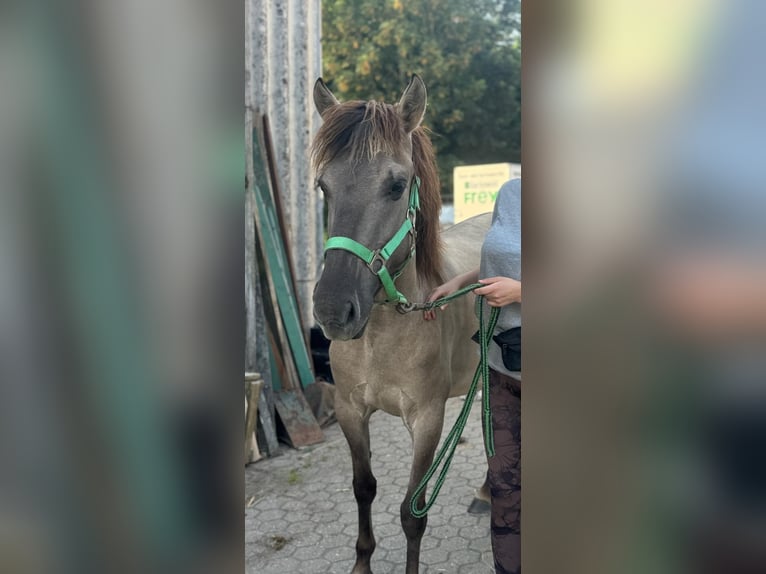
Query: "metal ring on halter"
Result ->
[[396, 301, 415, 314], [366, 251, 386, 274]]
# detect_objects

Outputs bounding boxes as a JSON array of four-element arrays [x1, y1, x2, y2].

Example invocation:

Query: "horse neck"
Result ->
[[395, 248, 435, 303], [399, 251, 421, 298]]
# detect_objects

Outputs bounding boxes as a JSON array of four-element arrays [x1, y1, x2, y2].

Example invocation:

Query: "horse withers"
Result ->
[[311, 75, 491, 574]]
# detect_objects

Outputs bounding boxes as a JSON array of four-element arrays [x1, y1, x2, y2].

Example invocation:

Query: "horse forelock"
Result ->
[[311, 101, 405, 170], [311, 99, 444, 287]]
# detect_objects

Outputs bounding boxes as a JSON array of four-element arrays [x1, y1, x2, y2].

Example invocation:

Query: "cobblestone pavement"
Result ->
[[245, 395, 494, 573]]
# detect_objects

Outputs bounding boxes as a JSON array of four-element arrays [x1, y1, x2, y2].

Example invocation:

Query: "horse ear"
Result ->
[[313, 78, 340, 116], [396, 74, 427, 133]]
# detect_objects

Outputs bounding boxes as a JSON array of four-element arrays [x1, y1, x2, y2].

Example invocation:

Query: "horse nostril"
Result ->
[[344, 301, 356, 324]]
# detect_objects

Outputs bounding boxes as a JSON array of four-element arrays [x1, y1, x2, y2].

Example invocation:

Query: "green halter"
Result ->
[[323, 176, 421, 307]]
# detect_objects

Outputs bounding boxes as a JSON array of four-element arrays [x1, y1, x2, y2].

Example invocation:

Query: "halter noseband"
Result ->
[[323, 176, 421, 309]]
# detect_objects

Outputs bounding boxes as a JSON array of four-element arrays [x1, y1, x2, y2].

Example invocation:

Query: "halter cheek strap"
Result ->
[[323, 177, 421, 306]]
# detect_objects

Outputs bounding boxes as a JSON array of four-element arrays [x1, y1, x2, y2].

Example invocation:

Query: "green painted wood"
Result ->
[[268, 347, 284, 393], [251, 128, 315, 389]]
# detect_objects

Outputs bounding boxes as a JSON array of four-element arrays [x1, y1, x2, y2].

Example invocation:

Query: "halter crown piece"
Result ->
[[323, 176, 421, 312]]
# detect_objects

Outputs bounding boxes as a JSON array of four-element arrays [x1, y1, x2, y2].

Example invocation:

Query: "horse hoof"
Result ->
[[466, 497, 491, 514]]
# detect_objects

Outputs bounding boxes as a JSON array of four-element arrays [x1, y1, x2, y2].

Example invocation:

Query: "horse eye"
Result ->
[[390, 181, 406, 199]]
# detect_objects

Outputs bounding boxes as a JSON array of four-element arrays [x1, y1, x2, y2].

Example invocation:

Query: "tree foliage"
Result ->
[[321, 0, 521, 199]]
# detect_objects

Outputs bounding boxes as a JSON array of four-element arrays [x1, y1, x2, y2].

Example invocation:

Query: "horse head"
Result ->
[[310, 75, 439, 340]]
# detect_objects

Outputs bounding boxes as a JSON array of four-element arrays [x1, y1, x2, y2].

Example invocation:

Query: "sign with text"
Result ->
[[452, 163, 520, 223]]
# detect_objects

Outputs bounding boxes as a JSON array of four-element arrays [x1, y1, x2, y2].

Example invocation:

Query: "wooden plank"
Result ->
[[261, 114, 308, 345], [245, 188, 259, 370], [254, 227, 300, 391], [272, 390, 324, 448], [246, 190, 278, 456], [252, 126, 316, 389], [245, 378, 264, 464], [253, 234, 278, 457], [265, 297, 323, 447], [252, 184, 324, 447], [251, 127, 323, 448], [253, 144, 314, 388], [267, 328, 291, 393], [255, 385, 279, 457]]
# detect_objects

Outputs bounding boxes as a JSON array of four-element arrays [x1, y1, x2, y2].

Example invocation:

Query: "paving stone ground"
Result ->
[[245, 394, 495, 573]]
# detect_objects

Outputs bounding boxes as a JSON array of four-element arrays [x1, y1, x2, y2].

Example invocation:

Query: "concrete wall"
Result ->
[[246, 0, 323, 329]]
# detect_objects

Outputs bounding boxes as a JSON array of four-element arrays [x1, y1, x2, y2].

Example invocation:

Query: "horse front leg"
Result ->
[[401, 406, 445, 574], [337, 401, 377, 574]]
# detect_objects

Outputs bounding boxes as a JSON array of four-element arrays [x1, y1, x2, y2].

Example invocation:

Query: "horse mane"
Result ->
[[311, 100, 444, 286]]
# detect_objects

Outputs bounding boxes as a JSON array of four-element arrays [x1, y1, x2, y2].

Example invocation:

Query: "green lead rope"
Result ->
[[409, 292, 500, 519], [413, 282, 483, 311]]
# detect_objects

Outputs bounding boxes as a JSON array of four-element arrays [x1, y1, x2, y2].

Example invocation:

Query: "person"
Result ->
[[424, 178, 521, 574]]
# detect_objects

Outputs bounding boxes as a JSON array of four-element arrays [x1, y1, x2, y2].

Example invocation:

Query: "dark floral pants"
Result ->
[[483, 368, 521, 574]]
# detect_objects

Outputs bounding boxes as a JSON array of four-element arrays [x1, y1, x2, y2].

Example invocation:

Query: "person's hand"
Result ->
[[474, 277, 521, 307], [423, 277, 462, 321]]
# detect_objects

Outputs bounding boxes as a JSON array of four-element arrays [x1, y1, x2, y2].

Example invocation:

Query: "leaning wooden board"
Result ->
[[245, 188, 279, 457], [251, 193, 322, 447], [251, 126, 315, 390], [250, 126, 322, 448], [261, 114, 308, 348]]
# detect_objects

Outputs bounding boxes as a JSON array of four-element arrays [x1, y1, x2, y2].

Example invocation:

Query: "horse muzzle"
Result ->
[[313, 295, 370, 341], [313, 246, 381, 339]]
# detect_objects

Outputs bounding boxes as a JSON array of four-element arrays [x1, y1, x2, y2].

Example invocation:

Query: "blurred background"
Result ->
[[526, 0, 766, 573], [1, 0, 765, 573], [0, 1, 243, 573]]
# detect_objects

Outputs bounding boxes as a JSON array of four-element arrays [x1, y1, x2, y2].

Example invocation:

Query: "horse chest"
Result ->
[[330, 326, 441, 418]]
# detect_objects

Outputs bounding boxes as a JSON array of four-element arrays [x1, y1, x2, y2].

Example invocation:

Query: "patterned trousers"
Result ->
[[483, 368, 521, 574]]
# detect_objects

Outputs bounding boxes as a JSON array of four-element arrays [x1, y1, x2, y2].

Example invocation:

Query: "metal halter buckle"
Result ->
[[366, 251, 386, 274]]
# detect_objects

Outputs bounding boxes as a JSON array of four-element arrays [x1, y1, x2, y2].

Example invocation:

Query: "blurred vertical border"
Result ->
[[525, 1, 766, 573], [0, 1, 244, 573]]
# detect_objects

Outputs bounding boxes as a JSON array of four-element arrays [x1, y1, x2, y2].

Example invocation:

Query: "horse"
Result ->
[[311, 74, 491, 574]]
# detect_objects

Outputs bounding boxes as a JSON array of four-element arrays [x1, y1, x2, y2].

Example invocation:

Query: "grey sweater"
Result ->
[[478, 178, 521, 378]]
